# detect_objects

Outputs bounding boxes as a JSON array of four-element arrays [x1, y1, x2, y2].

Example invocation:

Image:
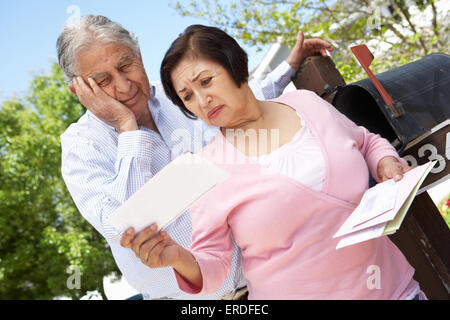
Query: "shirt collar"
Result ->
[[148, 84, 161, 125]]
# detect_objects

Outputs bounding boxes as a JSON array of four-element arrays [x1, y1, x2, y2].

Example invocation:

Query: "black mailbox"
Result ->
[[332, 53, 450, 155]]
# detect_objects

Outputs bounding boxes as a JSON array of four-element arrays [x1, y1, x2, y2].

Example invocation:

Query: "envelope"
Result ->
[[334, 161, 436, 240], [107, 152, 230, 235]]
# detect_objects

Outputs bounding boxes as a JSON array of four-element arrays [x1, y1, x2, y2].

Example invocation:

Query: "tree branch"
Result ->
[[389, 0, 429, 53], [383, 22, 412, 46], [430, 0, 445, 47]]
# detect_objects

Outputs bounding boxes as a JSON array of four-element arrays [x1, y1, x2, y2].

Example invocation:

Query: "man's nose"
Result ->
[[115, 74, 132, 94]]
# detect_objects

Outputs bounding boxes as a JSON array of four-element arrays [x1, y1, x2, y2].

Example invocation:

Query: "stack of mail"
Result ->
[[334, 161, 436, 249]]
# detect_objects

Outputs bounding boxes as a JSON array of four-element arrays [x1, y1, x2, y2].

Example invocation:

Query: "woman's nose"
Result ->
[[199, 92, 212, 108]]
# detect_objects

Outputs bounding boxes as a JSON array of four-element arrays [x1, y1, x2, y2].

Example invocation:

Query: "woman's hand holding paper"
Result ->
[[120, 224, 203, 289], [377, 156, 412, 182], [120, 224, 181, 268]]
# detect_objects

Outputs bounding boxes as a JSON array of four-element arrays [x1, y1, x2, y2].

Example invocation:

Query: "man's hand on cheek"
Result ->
[[72, 76, 138, 133]]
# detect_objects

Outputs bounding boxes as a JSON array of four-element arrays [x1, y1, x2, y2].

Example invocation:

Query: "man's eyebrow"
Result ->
[[86, 55, 133, 79], [177, 70, 208, 93], [118, 54, 133, 66], [88, 72, 109, 80]]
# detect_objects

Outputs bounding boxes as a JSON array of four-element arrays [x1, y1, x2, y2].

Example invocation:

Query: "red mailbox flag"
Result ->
[[351, 44, 403, 118]]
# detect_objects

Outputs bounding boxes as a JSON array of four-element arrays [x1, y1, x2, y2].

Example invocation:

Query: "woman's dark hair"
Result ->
[[160, 24, 249, 119]]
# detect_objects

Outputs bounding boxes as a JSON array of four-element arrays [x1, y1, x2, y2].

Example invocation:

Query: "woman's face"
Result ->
[[170, 56, 252, 128]]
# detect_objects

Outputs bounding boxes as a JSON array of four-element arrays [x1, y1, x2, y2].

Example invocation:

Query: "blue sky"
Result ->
[[0, 0, 268, 102]]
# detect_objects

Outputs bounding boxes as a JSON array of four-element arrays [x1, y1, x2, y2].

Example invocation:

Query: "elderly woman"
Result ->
[[130, 25, 424, 300]]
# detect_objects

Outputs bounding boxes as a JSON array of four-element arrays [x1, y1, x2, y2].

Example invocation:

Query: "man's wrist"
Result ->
[[118, 118, 139, 133], [117, 129, 155, 159], [285, 54, 304, 72]]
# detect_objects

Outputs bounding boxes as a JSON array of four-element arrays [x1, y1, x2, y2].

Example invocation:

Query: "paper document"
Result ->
[[334, 161, 436, 249], [108, 152, 230, 235], [336, 223, 386, 250], [349, 179, 399, 228]]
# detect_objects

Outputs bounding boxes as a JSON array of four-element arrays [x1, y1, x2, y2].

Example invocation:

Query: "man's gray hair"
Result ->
[[57, 15, 140, 84]]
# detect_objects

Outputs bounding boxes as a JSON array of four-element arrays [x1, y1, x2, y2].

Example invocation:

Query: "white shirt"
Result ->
[[255, 113, 326, 191], [60, 61, 295, 299]]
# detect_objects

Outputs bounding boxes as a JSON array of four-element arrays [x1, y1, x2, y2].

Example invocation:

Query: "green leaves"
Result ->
[[0, 63, 119, 299], [171, 0, 448, 83]]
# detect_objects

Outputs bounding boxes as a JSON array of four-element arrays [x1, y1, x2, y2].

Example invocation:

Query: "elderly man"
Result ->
[[58, 14, 333, 299]]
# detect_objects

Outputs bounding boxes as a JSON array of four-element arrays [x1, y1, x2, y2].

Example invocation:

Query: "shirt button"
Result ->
[[145, 142, 150, 148]]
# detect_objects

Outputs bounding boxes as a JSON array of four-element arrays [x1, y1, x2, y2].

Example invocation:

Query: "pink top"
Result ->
[[175, 90, 415, 299]]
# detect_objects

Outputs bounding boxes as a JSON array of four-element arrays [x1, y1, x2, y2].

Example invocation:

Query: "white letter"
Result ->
[[262, 305, 269, 315], [66, 5, 81, 25], [366, 265, 381, 290], [66, 266, 81, 290]]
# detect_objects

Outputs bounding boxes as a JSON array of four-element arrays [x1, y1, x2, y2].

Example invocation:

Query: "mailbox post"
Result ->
[[293, 53, 450, 299]]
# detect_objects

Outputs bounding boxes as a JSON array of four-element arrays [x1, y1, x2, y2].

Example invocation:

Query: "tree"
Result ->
[[0, 63, 120, 300], [172, 0, 449, 82]]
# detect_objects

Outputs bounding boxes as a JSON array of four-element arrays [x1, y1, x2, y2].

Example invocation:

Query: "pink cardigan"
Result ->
[[175, 90, 415, 299]]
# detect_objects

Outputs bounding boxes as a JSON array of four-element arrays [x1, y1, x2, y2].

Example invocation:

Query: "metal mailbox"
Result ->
[[332, 53, 450, 190], [332, 53, 449, 151]]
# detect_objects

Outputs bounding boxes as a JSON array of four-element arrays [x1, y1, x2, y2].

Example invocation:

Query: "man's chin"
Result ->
[[134, 105, 152, 125], [124, 90, 149, 110], [127, 98, 146, 112]]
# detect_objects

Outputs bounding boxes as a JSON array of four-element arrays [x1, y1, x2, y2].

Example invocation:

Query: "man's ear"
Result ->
[[69, 85, 76, 95], [137, 48, 144, 63]]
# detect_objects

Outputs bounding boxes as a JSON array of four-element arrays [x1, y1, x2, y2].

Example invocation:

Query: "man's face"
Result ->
[[74, 43, 151, 123]]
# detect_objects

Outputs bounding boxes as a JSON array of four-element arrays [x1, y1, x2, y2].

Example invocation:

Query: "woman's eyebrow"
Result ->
[[191, 70, 207, 82], [177, 70, 208, 94]]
